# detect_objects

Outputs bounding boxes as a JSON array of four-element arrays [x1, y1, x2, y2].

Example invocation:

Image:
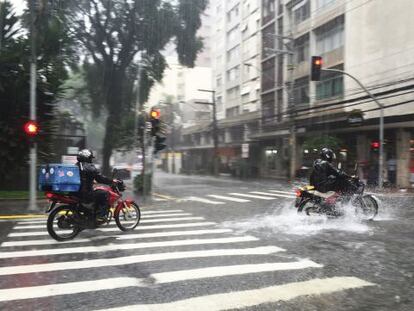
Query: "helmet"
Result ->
[[77, 149, 94, 163], [320, 148, 336, 163]]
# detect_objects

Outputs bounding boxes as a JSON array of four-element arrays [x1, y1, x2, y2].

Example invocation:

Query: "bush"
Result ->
[[133, 174, 152, 195]]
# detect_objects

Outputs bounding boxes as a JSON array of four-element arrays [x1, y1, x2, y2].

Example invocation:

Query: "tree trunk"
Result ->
[[101, 70, 124, 175]]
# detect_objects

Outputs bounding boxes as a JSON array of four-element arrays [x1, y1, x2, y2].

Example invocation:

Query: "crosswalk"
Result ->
[[182, 189, 296, 205], [0, 208, 375, 310]]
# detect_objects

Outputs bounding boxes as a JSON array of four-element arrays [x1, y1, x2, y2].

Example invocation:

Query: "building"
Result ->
[[177, 0, 263, 177], [253, 0, 414, 187]]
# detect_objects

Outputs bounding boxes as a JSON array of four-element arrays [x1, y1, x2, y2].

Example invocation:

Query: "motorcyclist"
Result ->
[[310, 148, 350, 193], [76, 149, 117, 223]]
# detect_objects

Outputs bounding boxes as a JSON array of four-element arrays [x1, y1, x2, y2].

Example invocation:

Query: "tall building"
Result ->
[[254, 0, 414, 187]]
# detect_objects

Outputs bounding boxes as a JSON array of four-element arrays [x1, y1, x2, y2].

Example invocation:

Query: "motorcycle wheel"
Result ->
[[47, 205, 81, 241], [354, 195, 378, 220], [115, 202, 141, 231], [298, 199, 321, 216]]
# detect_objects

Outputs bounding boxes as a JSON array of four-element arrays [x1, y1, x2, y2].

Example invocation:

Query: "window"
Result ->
[[227, 4, 240, 23], [226, 106, 240, 118], [227, 26, 239, 42], [316, 65, 344, 100], [261, 92, 275, 124], [262, 58, 275, 91], [294, 34, 310, 64], [315, 16, 344, 54], [262, 0, 275, 25], [277, 0, 283, 15], [227, 45, 240, 63], [293, 1, 310, 25], [242, 93, 250, 104], [227, 86, 240, 100], [216, 76, 222, 88], [277, 56, 283, 87], [316, 0, 336, 10], [226, 66, 240, 82], [277, 90, 283, 122], [293, 77, 310, 105], [262, 23, 275, 58]]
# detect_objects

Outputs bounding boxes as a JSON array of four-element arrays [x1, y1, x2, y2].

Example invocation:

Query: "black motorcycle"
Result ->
[[295, 166, 378, 220]]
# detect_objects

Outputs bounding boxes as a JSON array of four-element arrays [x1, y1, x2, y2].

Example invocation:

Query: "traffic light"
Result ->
[[371, 141, 380, 150], [311, 56, 323, 81], [24, 120, 39, 136], [149, 108, 167, 154], [154, 135, 167, 154]]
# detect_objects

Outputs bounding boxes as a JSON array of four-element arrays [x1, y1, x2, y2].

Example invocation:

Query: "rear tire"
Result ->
[[47, 205, 81, 241], [298, 199, 321, 216], [115, 202, 141, 231]]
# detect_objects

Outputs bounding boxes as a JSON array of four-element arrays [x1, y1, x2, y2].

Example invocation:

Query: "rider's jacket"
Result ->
[[310, 159, 345, 192], [76, 162, 112, 195]]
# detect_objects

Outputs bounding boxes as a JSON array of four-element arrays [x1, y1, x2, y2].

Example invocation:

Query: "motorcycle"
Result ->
[[45, 179, 141, 241], [295, 164, 379, 220]]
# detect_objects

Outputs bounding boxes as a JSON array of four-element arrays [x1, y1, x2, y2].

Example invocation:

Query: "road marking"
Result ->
[[268, 190, 296, 195], [13, 217, 205, 230], [249, 191, 296, 199], [0, 236, 258, 259], [185, 196, 225, 205], [0, 246, 284, 276], [153, 193, 178, 201], [207, 195, 250, 203], [142, 213, 193, 218], [141, 210, 183, 214], [1, 229, 234, 247], [0, 214, 46, 220], [7, 222, 217, 237], [0, 277, 143, 302], [153, 198, 167, 201], [228, 193, 276, 200], [96, 277, 375, 311], [153, 260, 323, 284]]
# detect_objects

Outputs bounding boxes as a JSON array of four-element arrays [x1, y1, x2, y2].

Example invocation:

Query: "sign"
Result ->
[[347, 110, 364, 126], [242, 143, 249, 158], [67, 147, 79, 155], [61, 155, 77, 164]]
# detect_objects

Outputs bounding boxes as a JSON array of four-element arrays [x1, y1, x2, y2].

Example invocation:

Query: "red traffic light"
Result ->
[[371, 141, 380, 149], [150, 109, 160, 119], [24, 120, 39, 136], [311, 56, 323, 81]]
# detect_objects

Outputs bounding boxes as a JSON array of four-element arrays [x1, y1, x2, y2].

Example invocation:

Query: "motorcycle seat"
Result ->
[[307, 190, 336, 199]]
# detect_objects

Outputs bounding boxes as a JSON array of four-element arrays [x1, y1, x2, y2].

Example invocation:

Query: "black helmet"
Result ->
[[320, 148, 336, 163], [77, 149, 94, 163]]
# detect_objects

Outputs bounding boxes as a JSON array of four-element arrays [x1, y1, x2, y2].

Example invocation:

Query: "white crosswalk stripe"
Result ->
[[249, 191, 296, 199], [0, 246, 284, 276], [185, 196, 225, 204], [7, 222, 217, 237], [96, 277, 374, 311], [228, 193, 276, 200], [268, 189, 296, 195], [207, 194, 250, 203], [0, 207, 374, 309]]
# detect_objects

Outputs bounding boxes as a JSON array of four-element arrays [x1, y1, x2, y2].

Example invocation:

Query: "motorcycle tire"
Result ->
[[115, 202, 141, 232], [47, 205, 81, 241], [354, 195, 378, 220], [297, 199, 320, 216]]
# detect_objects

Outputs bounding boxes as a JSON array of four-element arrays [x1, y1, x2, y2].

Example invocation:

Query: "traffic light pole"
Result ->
[[196, 89, 218, 176], [322, 68, 385, 189], [29, 0, 37, 211]]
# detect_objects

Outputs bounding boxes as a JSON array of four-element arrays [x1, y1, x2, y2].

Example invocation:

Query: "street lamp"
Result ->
[[196, 89, 219, 176]]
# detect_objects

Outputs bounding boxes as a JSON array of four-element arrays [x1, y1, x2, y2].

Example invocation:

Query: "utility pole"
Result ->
[[264, 33, 296, 181], [28, 0, 38, 211], [322, 68, 385, 189], [196, 89, 218, 176]]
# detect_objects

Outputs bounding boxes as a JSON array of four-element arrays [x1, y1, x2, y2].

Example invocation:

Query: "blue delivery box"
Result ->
[[38, 164, 81, 193]]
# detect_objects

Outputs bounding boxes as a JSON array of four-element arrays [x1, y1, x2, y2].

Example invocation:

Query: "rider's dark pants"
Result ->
[[93, 189, 109, 216]]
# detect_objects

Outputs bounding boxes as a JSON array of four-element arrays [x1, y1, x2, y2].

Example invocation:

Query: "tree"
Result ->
[[0, 1, 74, 189], [68, 0, 208, 174]]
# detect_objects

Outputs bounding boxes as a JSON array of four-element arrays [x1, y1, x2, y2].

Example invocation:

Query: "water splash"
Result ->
[[222, 201, 374, 238]]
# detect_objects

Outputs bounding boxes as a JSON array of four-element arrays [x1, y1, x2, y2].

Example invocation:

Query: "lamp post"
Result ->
[[196, 89, 218, 176]]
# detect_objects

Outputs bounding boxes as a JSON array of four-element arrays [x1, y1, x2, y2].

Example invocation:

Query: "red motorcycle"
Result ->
[[45, 180, 141, 241]]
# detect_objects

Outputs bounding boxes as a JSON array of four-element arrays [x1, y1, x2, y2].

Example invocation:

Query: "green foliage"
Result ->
[[133, 173, 152, 195], [303, 135, 344, 151]]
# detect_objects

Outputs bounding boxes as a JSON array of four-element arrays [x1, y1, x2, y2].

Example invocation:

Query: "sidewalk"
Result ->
[[0, 199, 48, 219]]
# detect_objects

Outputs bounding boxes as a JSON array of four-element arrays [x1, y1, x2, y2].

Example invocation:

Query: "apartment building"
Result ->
[[178, 0, 263, 176], [255, 0, 414, 187]]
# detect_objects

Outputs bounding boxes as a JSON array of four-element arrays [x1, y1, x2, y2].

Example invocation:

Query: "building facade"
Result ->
[[253, 0, 414, 187]]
